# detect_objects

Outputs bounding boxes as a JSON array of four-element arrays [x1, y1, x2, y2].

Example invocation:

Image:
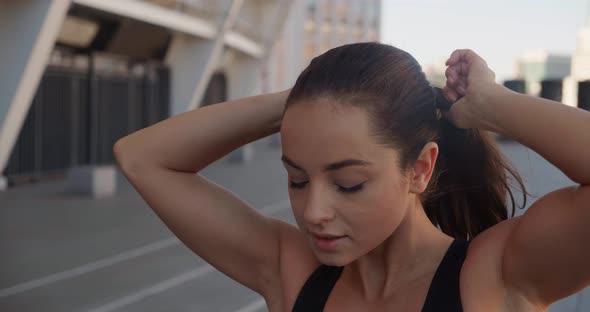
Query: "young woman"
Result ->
[[113, 42, 590, 311]]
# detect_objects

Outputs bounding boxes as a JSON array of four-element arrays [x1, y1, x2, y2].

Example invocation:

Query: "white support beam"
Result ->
[[225, 32, 264, 58], [73, 0, 217, 38], [261, 0, 293, 54], [259, 0, 292, 94], [164, 35, 212, 116], [223, 51, 262, 163], [165, 0, 244, 114], [0, 0, 70, 182], [330, 0, 339, 48], [313, 0, 324, 56], [74, 0, 263, 58], [274, 0, 303, 90], [227, 53, 263, 101]]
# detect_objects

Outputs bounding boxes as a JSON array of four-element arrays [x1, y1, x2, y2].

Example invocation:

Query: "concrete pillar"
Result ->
[[224, 52, 263, 163], [164, 0, 243, 116], [66, 165, 117, 198], [330, 0, 340, 48], [562, 22, 590, 109], [562, 77, 579, 108], [314, 0, 324, 55], [0, 1, 69, 189], [165, 34, 218, 116], [264, 0, 303, 93], [281, 0, 306, 89]]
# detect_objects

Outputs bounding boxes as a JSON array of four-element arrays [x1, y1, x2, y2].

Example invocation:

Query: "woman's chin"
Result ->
[[313, 250, 354, 267]]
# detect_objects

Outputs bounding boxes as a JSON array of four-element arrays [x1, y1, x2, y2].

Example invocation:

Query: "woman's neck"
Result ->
[[343, 198, 454, 302]]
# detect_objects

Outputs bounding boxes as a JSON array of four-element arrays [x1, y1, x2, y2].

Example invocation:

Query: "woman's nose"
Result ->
[[303, 184, 335, 225]]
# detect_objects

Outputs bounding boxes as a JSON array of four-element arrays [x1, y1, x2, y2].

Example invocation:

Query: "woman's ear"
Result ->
[[409, 142, 439, 194]]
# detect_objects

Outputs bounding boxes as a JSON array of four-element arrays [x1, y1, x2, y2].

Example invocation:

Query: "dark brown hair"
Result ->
[[284, 42, 527, 240]]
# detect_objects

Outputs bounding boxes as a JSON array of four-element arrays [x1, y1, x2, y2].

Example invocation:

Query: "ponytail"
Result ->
[[422, 88, 528, 239]]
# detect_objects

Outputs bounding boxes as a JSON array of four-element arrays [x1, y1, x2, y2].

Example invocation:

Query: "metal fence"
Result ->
[[4, 62, 169, 182], [578, 80, 590, 111]]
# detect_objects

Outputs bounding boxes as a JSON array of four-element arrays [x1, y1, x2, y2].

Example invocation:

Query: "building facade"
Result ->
[[263, 0, 382, 93], [0, 0, 292, 192], [515, 50, 571, 96], [563, 20, 590, 108]]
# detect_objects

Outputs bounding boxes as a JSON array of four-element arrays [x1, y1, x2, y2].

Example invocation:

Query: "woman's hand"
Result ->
[[442, 49, 507, 130]]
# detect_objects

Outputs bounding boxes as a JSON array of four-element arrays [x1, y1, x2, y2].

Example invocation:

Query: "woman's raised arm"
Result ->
[[443, 49, 590, 307], [113, 89, 291, 298]]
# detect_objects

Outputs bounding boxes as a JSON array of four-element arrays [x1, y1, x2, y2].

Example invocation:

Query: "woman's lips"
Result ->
[[311, 233, 347, 251]]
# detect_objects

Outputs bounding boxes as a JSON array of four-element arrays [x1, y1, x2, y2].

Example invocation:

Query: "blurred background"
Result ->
[[0, 0, 588, 311]]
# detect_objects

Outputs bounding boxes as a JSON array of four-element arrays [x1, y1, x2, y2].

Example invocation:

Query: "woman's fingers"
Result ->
[[443, 86, 459, 103], [445, 65, 455, 83], [460, 62, 470, 76], [457, 81, 466, 95], [444, 79, 466, 101], [446, 49, 482, 66], [445, 64, 468, 94], [445, 49, 490, 104], [446, 50, 489, 80], [445, 64, 461, 86], [445, 50, 468, 66], [445, 49, 469, 66], [446, 62, 471, 84]]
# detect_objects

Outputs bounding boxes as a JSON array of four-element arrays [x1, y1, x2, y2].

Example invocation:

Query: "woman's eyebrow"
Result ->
[[281, 155, 373, 172]]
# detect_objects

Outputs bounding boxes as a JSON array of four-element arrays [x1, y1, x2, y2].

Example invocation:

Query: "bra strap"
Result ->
[[421, 239, 470, 311], [292, 265, 343, 312]]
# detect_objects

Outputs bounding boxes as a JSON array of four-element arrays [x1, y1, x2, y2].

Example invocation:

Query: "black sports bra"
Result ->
[[292, 238, 471, 311]]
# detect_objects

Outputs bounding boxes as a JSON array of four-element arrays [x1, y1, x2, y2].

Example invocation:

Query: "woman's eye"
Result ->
[[337, 183, 364, 193], [288, 181, 365, 193], [289, 181, 308, 189]]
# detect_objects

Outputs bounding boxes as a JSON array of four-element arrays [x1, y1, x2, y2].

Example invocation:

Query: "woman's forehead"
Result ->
[[282, 105, 370, 148], [282, 102, 369, 135], [280, 105, 399, 172]]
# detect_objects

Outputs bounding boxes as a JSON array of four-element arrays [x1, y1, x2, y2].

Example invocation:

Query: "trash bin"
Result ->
[[503, 79, 526, 94], [540, 79, 563, 102], [578, 80, 590, 111]]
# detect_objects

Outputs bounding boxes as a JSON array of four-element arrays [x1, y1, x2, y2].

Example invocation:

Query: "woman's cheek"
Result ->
[[288, 194, 306, 229]]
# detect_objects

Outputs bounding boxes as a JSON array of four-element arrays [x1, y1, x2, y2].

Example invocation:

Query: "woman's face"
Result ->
[[280, 99, 413, 266]]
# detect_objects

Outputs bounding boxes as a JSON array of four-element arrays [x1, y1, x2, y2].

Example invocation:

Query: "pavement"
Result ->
[[0, 137, 587, 312]]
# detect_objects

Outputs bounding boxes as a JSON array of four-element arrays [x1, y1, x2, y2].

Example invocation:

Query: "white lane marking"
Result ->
[[87, 265, 215, 312], [86, 200, 291, 312], [0, 238, 179, 298], [232, 298, 267, 312], [0, 199, 291, 298]]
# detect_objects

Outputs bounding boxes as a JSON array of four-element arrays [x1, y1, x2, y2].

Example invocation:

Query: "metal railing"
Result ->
[[4, 58, 170, 182]]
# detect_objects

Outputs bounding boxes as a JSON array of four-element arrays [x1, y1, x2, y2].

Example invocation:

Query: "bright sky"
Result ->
[[381, 0, 588, 80]]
